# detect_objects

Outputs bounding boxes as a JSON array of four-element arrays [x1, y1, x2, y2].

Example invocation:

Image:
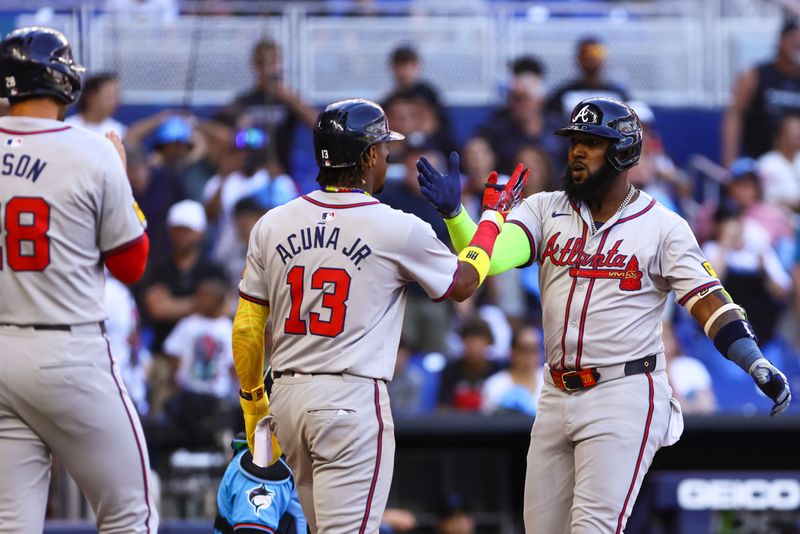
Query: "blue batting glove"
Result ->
[[416, 151, 462, 217], [749, 358, 792, 416]]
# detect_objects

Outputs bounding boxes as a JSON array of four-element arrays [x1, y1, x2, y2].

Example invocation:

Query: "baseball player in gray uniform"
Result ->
[[0, 27, 157, 533], [231, 98, 526, 534], [418, 97, 791, 533]]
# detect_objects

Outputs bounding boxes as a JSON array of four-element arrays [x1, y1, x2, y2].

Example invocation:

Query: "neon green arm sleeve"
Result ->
[[444, 205, 533, 275]]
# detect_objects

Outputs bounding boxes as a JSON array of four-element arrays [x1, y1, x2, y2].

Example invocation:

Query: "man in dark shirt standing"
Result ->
[[217, 38, 317, 174], [138, 200, 226, 353], [723, 21, 800, 166], [546, 36, 629, 121], [438, 317, 502, 412]]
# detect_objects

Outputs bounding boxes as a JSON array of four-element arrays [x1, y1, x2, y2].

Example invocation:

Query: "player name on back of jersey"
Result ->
[[1, 152, 47, 182], [275, 225, 372, 269]]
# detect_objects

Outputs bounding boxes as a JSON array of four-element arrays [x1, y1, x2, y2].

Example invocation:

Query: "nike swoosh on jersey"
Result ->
[[551, 211, 571, 218]]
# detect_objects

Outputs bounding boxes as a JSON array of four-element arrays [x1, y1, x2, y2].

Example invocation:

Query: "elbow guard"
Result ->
[[712, 319, 761, 373]]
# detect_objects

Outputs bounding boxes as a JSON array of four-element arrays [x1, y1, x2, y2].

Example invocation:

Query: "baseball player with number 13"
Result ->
[[0, 27, 156, 533], [231, 98, 527, 534], [418, 97, 792, 533]]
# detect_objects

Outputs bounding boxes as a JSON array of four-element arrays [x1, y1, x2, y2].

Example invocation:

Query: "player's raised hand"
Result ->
[[105, 131, 126, 168], [416, 151, 462, 217], [749, 358, 792, 415], [483, 163, 529, 221]]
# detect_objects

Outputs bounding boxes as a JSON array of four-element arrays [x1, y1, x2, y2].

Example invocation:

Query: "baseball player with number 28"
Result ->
[[418, 97, 792, 533], [0, 27, 157, 533], [231, 98, 527, 534]]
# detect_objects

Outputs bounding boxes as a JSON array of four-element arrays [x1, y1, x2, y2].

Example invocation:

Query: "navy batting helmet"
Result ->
[[555, 97, 642, 171], [313, 99, 404, 168], [0, 26, 84, 105]]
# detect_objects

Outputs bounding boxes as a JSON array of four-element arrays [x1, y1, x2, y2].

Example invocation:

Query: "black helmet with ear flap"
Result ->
[[555, 97, 643, 171], [0, 26, 84, 105], [313, 99, 405, 168]]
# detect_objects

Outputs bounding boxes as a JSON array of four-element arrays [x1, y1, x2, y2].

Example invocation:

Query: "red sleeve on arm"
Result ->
[[104, 233, 150, 284], [468, 219, 501, 255]]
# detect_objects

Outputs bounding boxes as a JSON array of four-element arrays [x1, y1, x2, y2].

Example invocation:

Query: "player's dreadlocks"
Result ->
[[315, 151, 373, 189]]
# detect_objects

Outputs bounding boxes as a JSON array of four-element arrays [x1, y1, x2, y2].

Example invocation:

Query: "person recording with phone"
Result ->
[[215, 38, 317, 176], [203, 127, 298, 268]]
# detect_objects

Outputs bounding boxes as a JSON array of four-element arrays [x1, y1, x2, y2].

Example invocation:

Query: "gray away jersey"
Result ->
[[0, 117, 146, 325], [507, 190, 720, 370], [239, 190, 459, 381]]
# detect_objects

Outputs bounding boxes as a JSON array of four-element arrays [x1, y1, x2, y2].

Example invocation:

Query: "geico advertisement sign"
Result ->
[[677, 479, 800, 510]]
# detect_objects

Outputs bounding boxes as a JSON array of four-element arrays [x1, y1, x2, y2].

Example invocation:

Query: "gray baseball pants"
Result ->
[[524, 370, 681, 533], [270, 373, 394, 534], [0, 325, 158, 533]]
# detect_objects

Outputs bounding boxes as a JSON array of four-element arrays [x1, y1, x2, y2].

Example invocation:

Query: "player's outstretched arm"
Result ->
[[448, 164, 528, 301], [688, 289, 791, 415], [232, 297, 281, 456], [417, 153, 532, 276]]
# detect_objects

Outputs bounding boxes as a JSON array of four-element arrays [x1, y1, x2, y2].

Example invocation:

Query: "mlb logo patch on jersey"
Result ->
[[4, 138, 23, 148], [318, 211, 335, 225]]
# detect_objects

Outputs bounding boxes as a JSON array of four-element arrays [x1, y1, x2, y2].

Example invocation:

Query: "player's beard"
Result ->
[[560, 161, 620, 204]]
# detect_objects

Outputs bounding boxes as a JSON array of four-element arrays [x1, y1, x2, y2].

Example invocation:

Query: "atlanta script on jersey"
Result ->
[[507, 190, 720, 370]]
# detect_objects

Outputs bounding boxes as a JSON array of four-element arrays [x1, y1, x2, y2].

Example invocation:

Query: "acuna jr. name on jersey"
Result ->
[[1, 152, 47, 182], [275, 225, 372, 268]]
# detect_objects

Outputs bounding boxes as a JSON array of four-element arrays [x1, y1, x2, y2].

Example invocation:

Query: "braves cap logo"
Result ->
[[248, 484, 275, 516], [573, 105, 600, 125]]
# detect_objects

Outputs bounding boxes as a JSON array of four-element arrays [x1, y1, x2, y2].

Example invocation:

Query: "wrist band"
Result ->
[[458, 246, 491, 285], [240, 385, 265, 401], [444, 204, 463, 219], [479, 209, 504, 231], [727, 337, 762, 374], [703, 303, 742, 336], [444, 205, 468, 227]]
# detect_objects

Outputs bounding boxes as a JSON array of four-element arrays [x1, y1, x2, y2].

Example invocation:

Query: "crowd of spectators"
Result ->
[[3, 20, 800, 492]]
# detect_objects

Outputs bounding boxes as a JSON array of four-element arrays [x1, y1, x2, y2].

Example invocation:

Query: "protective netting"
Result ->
[[9, 5, 789, 107]]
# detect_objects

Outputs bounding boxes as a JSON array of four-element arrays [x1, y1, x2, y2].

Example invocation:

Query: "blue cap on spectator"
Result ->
[[729, 157, 759, 181], [154, 116, 193, 146]]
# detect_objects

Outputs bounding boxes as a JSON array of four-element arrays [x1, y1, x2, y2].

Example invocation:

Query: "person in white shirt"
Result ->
[[662, 322, 716, 414], [758, 115, 800, 211], [105, 273, 150, 414], [65, 72, 126, 138], [702, 200, 792, 345], [203, 127, 297, 263], [163, 276, 235, 400], [481, 326, 543, 416]]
